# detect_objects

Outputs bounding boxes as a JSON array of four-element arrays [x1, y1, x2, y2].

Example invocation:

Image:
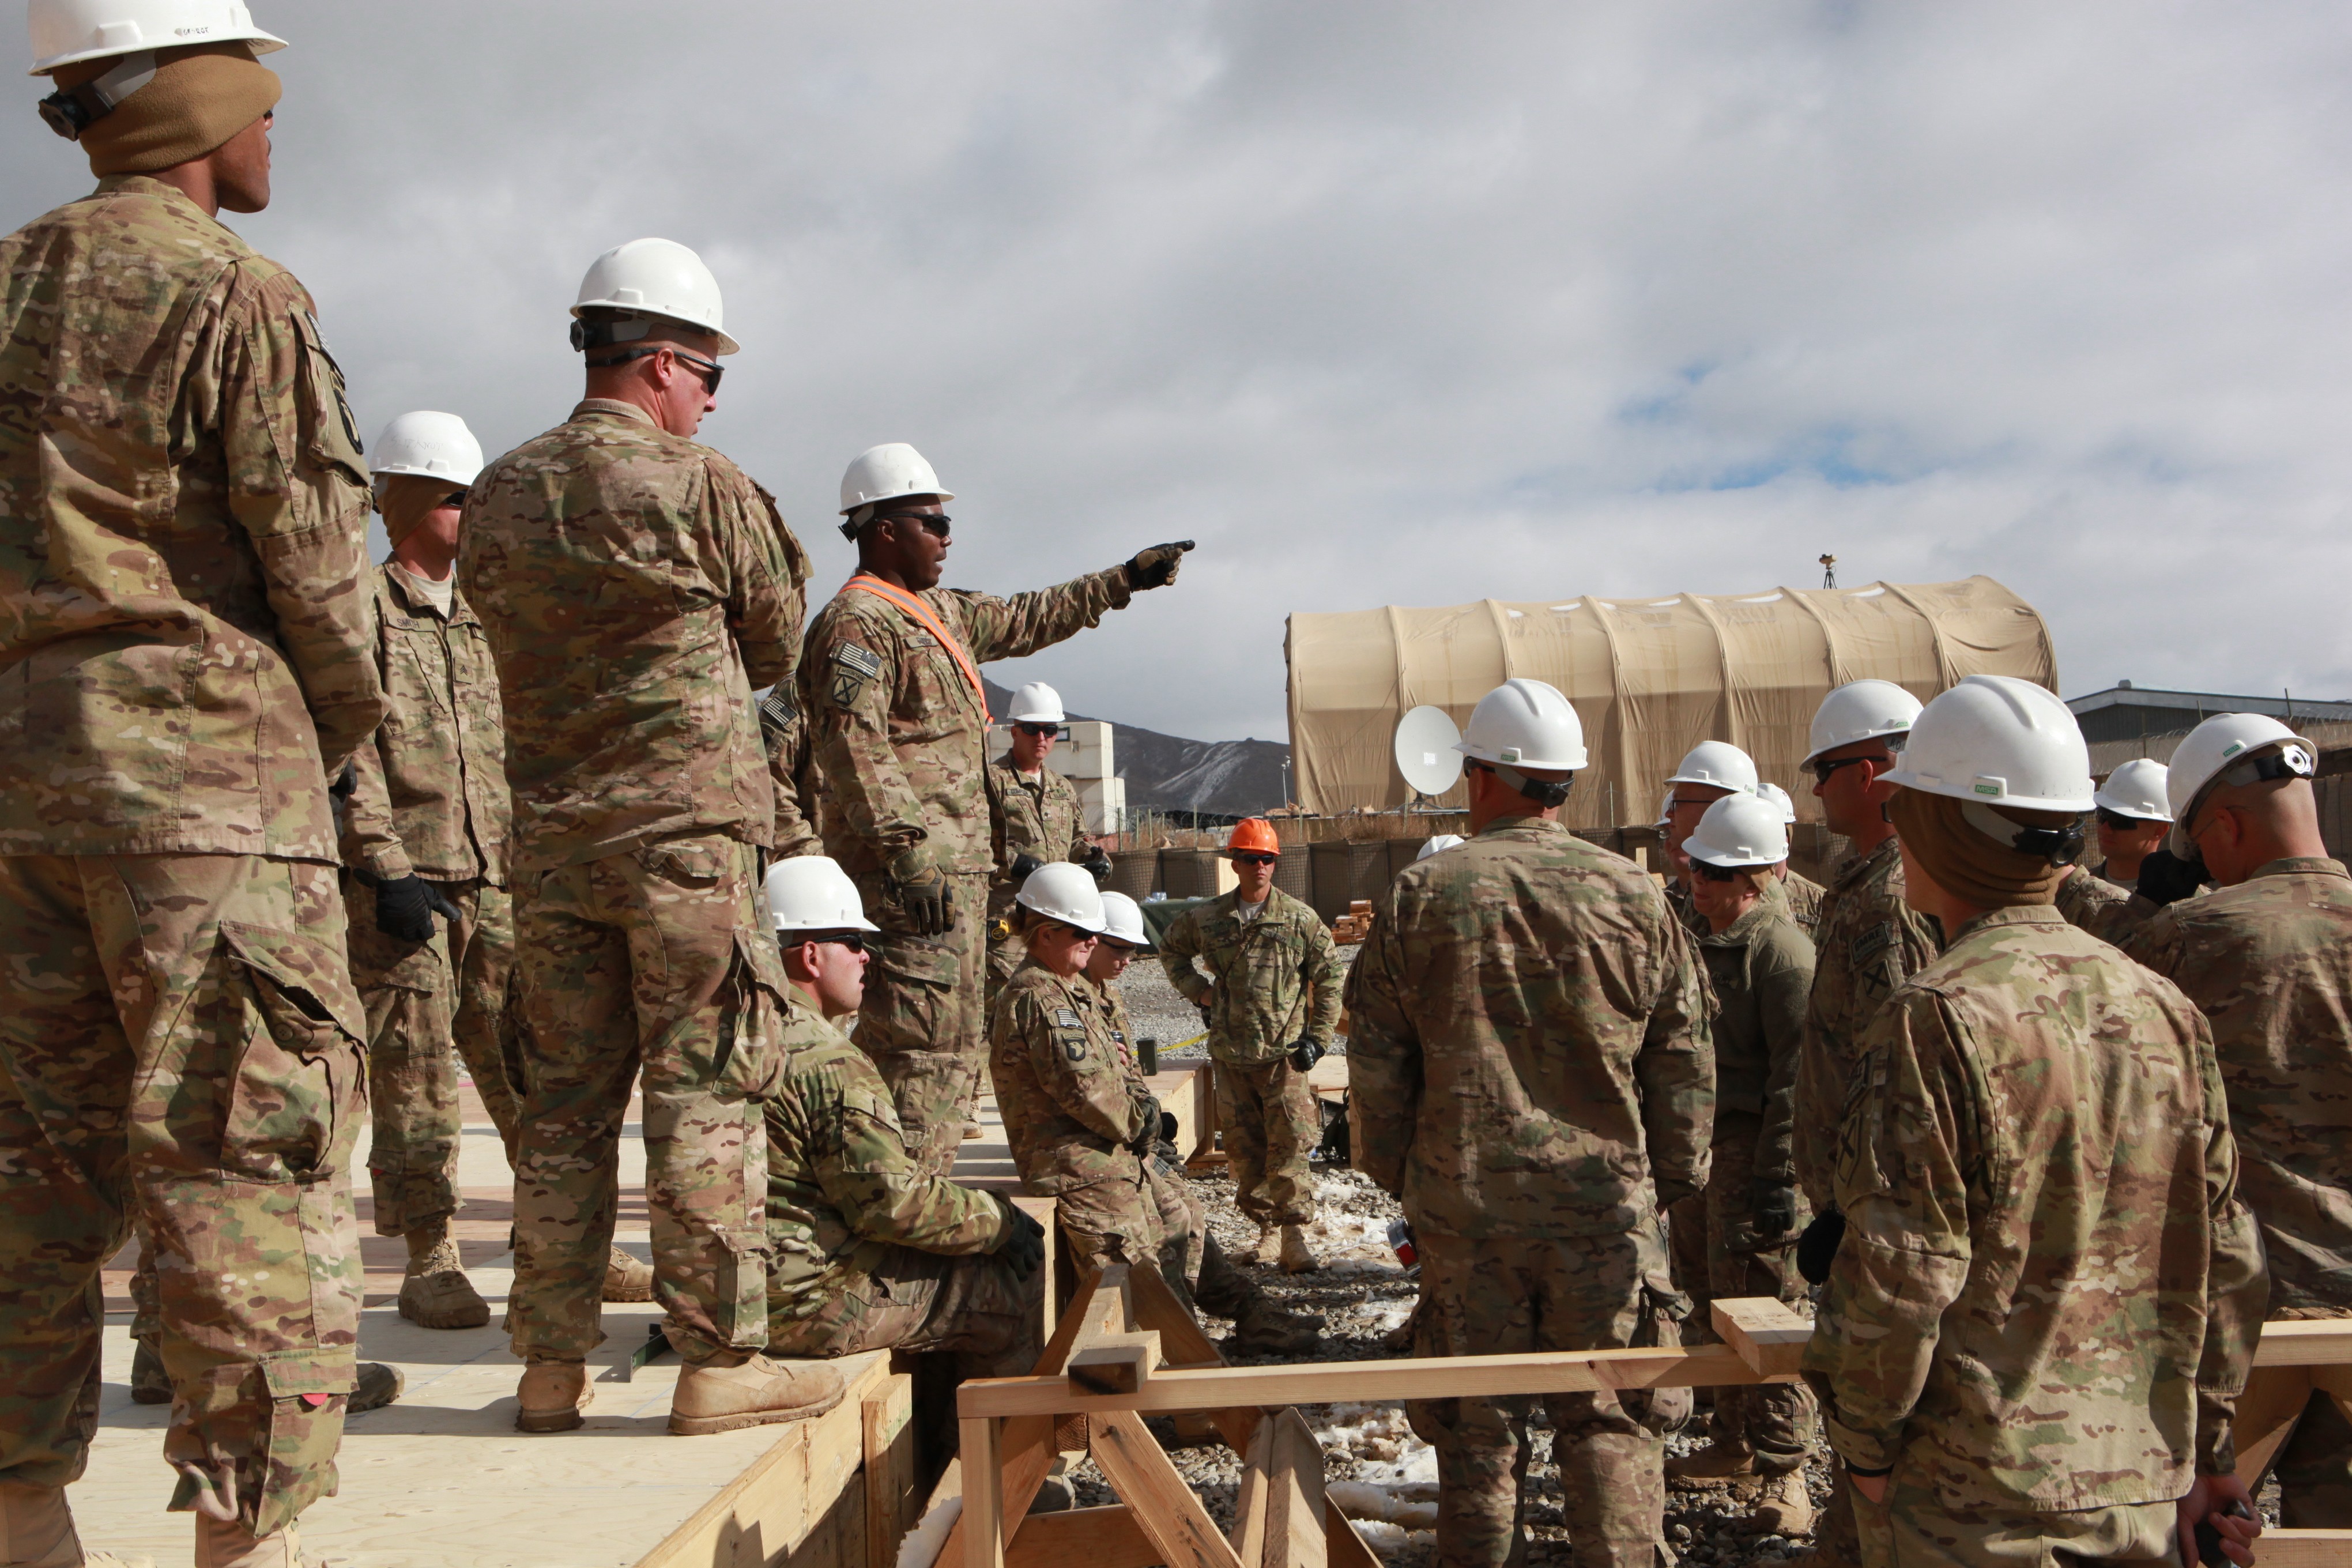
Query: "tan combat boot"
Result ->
[[194, 1517, 321, 1568], [515, 1360, 593, 1434], [668, 1354, 846, 1435], [602, 1245, 655, 1303], [1250, 1225, 1280, 1266], [0, 1482, 154, 1567], [1665, 1438, 1758, 1481], [1755, 1469, 1816, 1538], [1278, 1224, 1322, 1274], [351, 1360, 404, 1414], [130, 1336, 171, 1404], [1231, 1297, 1323, 1357], [397, 1222, 491, 1330]]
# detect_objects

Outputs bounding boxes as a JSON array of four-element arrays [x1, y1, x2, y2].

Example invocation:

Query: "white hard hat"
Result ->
[[1016, 861, 1108, 933], [1008, 683, 1064, 725], [2164, 713, 2316, 853], [839, 442, 952, 517], [2092, 758, 2172, 823], [1654, 790, 1673, 828], [570, 238, 738, 356], [1804, 680, 1922, 766], [1098, 890, 1151, 949], [1666, 740, 1759, 793], [1415, 834, 1465, 862], [1883, 675, 2093, 812], [1456, 678, 1588, 771], [766, 856, 879, 934], [1756, 782, 1797, 826], [1684, 792, 1789, 869], [29, 0, 284, 74], [371, 411, 483, 488]]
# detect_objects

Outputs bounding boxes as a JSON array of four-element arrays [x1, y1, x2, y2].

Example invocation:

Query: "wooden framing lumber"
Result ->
[[2253, 1532, 2352, 1568], [1070, 1331, 1163, 1396], [1090, 1409, 1249, 1568], [963, 1417, 1004, 1568], [1712, 1297, 1811, 1377], [2256, 1319, 2352, 1367], [1004, 1506, 1159, 1568]]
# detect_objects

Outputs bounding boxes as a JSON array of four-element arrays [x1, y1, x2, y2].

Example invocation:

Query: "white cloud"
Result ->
[[7, 1, 2349, 742]]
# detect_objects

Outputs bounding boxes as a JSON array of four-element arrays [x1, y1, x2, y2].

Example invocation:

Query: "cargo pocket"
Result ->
[[293, 310, 370, 489], [866, 932, 962, 1050], [1833, 1044, 1895, 1212], [636, 836, 729, 888], [717, 927, 790, 1099], [217, 922, 367, 1183]]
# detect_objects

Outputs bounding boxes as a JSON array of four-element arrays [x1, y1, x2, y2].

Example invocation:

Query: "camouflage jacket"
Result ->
[[2124, 857, 2352, 1311], [802, 568, 1132, 885], [986, 756, 1091, 922], [1778, 868, 1826, 936], [760, 681, 821, 860], [1803, 906, 2266, 1510], [992, 959, 1152, 1194], [340, 563, 509, 884], [1158, 886, 1343, 1065], [2055, 864, 2138, 945], [1795, 836, 1942, 1209], [1345, 816, 1714, 1240], [1694, 900, 1815, 1187], [0, 176, 383, 861], [764, 986, 1011, 1324], [458, 399, 808, 874]]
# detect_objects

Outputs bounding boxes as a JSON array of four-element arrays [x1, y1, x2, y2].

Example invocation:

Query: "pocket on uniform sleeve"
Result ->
[[216, 922, 367, 1182], [292, 310, 370, 489]]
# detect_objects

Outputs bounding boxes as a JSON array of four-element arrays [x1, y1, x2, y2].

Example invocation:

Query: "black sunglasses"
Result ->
[[2094, 808, 2151, 831], [589, 342, 724, 393], [1014, 722, 1059, 738], [1231, 852, 1278, 867], [439, 490, 469, 509], [1808, 755, 1874, 786], [786, 932, 865, 953], [1694, 861, 1743, 883], [876, 512, 950, 538]]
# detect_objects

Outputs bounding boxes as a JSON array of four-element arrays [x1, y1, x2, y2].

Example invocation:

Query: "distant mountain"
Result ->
[[982, 677, 1290, 820]]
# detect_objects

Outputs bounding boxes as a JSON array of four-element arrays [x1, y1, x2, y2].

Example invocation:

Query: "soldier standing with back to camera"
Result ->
[[1350, 679, 1713, 1568], [1157, 817, 1343, 1275], [1805, 676, 2265, 1568], [804, 440, 1190, 1174], [462, 238, 830, 1438], [2124, 714, 2352, 1528], [0, 6, 389, 1560]]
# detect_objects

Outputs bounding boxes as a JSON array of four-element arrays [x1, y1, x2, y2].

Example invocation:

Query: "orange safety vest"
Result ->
[[838, 574, 986, 707]]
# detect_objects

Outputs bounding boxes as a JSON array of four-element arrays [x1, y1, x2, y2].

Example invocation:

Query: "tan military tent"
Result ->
[[1284, 575, 2056, 827]]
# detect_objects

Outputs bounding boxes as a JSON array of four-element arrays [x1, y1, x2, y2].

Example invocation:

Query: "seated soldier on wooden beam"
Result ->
[[758, 857, 1048, 1384]]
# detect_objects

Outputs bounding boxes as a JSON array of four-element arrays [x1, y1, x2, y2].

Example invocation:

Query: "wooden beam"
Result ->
[[1090, 1410, 1249, 1568], [1324, 1500, 1381, 1568], [1004, 1506, 1160, 1568], [2255, 1320, 2352, 1367], [962, 1340, 1778, 1418], [1230, 1418, 1272, 1567], [2231, 1367, 2315, 1491], [1071, 1332, 1163, 1397], [2244, 1529, 2352, 1568], [963, 1418, 1004, 1568], [865, 1374, 918, 1568], [1712, 1297, 1811, 1378], [1260, 1411, 1327, 1568]]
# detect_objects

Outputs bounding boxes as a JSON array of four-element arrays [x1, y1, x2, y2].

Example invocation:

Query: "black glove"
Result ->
[[1080, 845, 1113, 885], [1288, 1038, 1324, 1072], [1752, 1179, 1799, 1240], [1008, 851, 1045, 884], [1796, 1207, 1847, 1286], [889, 847, 955, 936], [1153, 1138, 1184, 1174], [1159, 1111, 1179, 1142], [2136, 846, 2205, 907], [1130, 1094, 1163, 1155], [1654, 1175, 1701, 1213], [1125, 540, 1194, 590], [376, 874, 462, 944], [994, 1201, 1046, 1281]]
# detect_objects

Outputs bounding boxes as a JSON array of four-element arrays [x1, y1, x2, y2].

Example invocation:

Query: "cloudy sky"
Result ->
[[9, 2, 2349, 744]]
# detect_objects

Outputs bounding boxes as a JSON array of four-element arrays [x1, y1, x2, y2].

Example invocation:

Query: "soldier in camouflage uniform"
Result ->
[[1788, 683, 1941, 1567], [804, 442, 1189, 1174], [992, 866, 1165, 1270], [1757, 783, 1827, 936], [0, 23, 389, 1559], [1158, 818, 1342, 1272], [757, 858, 1046, 1377], [1807, 677, 2266, 1568], [1350, 681, 1713, 1568], [985, 680, 1111, 1020], [1089, 892, 1322, 1354], [1669, 794, 1818, 1535], [2052, 861, 2138, 943], [2123, 715, 2352, 1528], [460, 239, 834, 1437]]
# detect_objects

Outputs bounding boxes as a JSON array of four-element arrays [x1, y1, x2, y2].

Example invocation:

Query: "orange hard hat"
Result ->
[[1227, 818, 1281, 857]]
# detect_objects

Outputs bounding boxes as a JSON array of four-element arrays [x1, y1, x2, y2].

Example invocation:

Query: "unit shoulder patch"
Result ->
[[828, 641, 883, 709]]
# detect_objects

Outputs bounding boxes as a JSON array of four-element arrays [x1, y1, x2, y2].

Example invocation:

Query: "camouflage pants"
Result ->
[[1409, 1227, 1680, 1568], [1144, 1161, 1258, 1322], [344, 872, 524, 1234], [1855, 1472, 2176, 1568], [1213, 1057, 1320, 1228], [853, 870, 990, 1178], [765, 1245, 1042, 1378], [0, 854, 363, 1536], [1057, 1166, 1161, 1273], [508, 833, 779, 1366], [1699, 1113, 1815, 1472], [984, 923, 1024, 1035]]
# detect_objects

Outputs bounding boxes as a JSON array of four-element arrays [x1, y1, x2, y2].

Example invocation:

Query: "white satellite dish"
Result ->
[[1393, 705, 1465, 798]]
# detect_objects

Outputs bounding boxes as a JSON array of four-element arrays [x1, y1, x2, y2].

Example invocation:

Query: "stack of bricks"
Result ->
[[1329, 899, 1375, 944]]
